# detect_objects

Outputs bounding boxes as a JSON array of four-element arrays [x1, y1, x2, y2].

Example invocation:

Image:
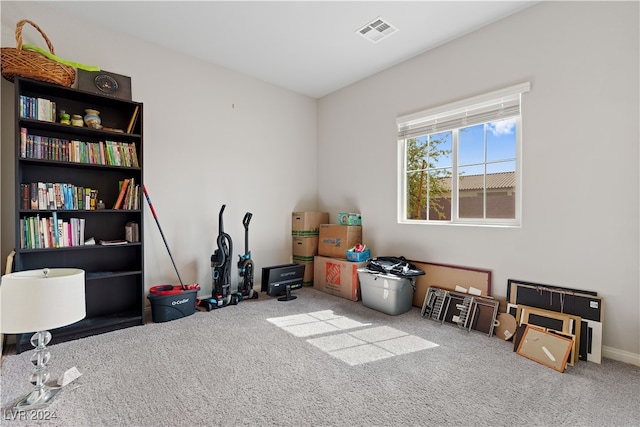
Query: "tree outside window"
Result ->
[[405, 132, 452, 220]]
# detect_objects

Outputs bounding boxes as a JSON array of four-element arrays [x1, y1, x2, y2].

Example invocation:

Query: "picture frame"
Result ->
[[516, 325, 573, 372]]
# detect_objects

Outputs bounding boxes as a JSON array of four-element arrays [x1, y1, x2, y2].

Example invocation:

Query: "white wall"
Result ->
[[317, 1, 639, 363], [0, 2, 318, 298]]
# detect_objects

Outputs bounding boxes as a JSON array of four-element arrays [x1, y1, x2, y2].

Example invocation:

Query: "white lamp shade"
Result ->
[[0, 268, 86, 333]]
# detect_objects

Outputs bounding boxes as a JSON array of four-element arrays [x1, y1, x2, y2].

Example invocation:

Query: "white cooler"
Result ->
[[357, 268, 415, 315]]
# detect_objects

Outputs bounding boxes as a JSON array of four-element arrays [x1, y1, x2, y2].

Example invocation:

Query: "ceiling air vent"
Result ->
[[357, 16, 398, 43]]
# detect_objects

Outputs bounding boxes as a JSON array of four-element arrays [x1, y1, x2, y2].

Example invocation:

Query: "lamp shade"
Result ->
[[0, 268, 86, 333]]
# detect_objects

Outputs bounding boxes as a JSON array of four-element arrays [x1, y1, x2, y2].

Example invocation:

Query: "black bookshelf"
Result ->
[[11, 77, 144, 354]]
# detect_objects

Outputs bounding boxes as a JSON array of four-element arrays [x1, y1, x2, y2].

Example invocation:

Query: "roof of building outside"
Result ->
[[459, 171, 515, 190], [438, 171, 515, 190]]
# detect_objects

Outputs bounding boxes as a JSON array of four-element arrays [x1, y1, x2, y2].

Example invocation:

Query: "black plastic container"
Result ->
[[147, 288, 198, 322]]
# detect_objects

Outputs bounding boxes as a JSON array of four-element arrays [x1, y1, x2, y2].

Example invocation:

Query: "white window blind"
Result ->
[[397, 82, 531, 139]]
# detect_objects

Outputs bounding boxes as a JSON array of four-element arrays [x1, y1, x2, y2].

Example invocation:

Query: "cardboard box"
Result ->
[[314, 256, 367, 301], [292, 254, 314, 263], [292, 212, 329, 236], [318, 224, 362, 258], [293, 256, 314, 285], [303, 262, 314, 286], [338, 212, 362, 226], [346, 248, 371, 262], [292, 236, 319, 257], [300, 262, 315, 286]]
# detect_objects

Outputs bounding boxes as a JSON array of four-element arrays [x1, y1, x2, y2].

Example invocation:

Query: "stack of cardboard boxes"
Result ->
[[313, 213, 369, 301], [291, 211, 329, 286]]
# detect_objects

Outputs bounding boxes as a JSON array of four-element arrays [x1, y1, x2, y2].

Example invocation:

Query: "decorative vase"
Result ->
[[84, 109, 102, 129], [71, 114, 84, 127], [59, 110, 71, 125]]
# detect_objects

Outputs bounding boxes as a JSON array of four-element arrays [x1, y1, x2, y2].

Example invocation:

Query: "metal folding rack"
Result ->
[[421, 287, 449, 322], [421, 287, 499, 337]]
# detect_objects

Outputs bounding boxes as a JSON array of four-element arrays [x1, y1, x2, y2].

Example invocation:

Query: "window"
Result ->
[[397, 82, 530, 226]]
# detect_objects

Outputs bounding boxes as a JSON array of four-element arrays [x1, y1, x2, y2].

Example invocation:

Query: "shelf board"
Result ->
[[19, 208, 141, 213], [15, 313, 144, 354], [86, 270, 143, 280], [20, 157, 141, 171], [17, 242, 142, 254], [19, 117, 142, 139]]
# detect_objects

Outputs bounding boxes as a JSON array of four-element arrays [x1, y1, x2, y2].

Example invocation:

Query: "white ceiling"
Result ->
[[44, 1, 538, 98]]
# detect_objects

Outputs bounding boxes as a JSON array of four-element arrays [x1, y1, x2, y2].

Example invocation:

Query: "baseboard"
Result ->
[[602, 345, 640, 367]]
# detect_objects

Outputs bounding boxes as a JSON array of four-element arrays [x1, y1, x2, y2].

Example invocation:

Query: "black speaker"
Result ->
[[77, 69, 132, 100]]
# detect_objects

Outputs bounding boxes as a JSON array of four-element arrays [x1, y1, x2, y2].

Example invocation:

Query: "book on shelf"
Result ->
[[105, 140, 114, 165], [20, 184, 28, 209], [127, 105, 140, 134], [99, 239, 128, 246], [69, 217, 85, 246], [90, 189, 98, 210], [46, 183, 55, 210], [32, 214, 40, 249], [125, 221, 139, 243], [80, 219, 86, 246], [124, 179, 132, 209], [52, 211, 59, 248], [37, 182, 47, 210], [54, 183, 63, 210], [99, 141, 106, 165], [76, 187, 83, 210], [85, 187, 92, 210], [25, 216, 32, 248], [69, 185, 75, 210], [39, 216, 46, 248], [57, 217, 64, 247], [29, 183, 38, 209], [123, 178, 135, 210], [37, 98, 52, 122], [20, 127, 27, 158], [130, 142, 139, 167], [134, 185, 140, 210], [113, 178, 130, 209], [118, 143, 128, 167], [113, 141, 122, 165]]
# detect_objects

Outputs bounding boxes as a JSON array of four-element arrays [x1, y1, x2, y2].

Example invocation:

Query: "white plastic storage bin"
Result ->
[[357, 268, 415, 315]]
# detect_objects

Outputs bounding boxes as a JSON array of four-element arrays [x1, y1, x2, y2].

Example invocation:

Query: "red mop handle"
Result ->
[[143, 186, 158, 218], [143, 185, 185, 289]]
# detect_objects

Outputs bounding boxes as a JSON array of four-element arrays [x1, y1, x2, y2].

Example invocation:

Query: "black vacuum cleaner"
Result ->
[[237, 211, 258, 300], [200, 204, 251, 311]]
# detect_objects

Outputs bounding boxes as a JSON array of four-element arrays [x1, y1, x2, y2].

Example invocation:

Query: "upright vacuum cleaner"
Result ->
[[237, 212, 258, 300], [199, 204, 239, 311]]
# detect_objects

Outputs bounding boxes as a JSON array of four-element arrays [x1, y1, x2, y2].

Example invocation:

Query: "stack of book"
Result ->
[[19, 95, 56, 122], [125, 221, 140, 243], [113, 178, 140, 210], [20, 128, 139, 167], [20, 213, 85, 249], [20, 182, 98, 210]]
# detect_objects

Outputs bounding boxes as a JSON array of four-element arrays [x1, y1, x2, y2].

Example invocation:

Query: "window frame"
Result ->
[[396, 82, 530, 227]]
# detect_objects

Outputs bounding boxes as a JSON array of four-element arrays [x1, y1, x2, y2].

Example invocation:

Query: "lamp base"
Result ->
[[11, 330, 63, 411], [13, 385, 62, 411]]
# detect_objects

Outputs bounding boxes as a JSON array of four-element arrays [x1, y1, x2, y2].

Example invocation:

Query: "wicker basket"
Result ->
[[1, 19, 75, 87]]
